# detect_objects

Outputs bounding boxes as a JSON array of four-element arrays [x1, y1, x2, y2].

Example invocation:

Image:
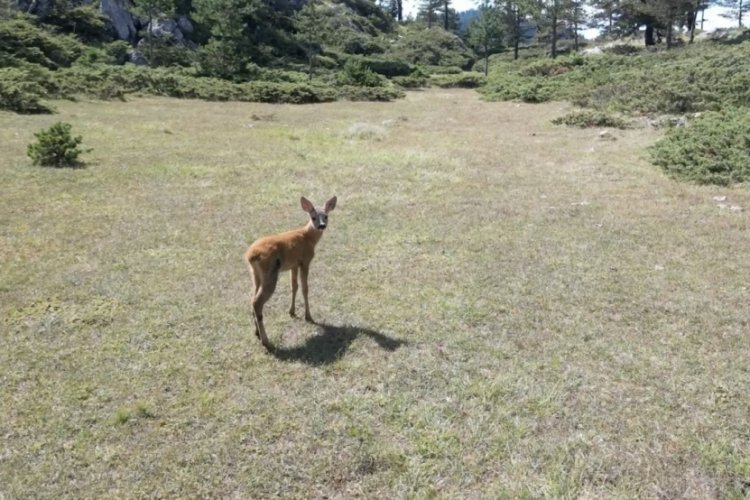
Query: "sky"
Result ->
[[401, 0, 745, 37]]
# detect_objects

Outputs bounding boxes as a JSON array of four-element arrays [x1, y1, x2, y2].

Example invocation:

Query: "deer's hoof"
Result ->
[[305, 315, 315, 324]]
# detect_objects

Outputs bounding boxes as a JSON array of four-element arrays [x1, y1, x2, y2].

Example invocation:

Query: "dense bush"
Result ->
[[0, 68, 54, 113], [240, 81, 338, 103], [520, 54, 585, 77], [552, 110, 631, 128], [337, 85, 404, 101], [482, 39, 750, 113], [46, 65, 339, 103], [44, 4, 109, 43], [389, 26, 475, 69], [337, 31, 386, 55], [482, 71, 565, 103], [356, 57, 415, 77], [76, 40, 131, 66], [649, 109, 750, 185], [0, 16, 84, 69], [336, 59, 384, 87], [392, 69, 428, 88], [27, 122, 85, 167], [603, 44, 641, 56], [424, 65, 463, 74], [430, 71, 486, 88]]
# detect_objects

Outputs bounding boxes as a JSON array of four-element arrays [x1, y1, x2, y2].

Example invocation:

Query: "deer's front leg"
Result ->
[[289, 266, 298, 317], [300, 264, 314, 323]]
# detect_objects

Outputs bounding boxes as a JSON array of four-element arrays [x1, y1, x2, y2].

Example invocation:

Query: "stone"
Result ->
[[100, 0, 138, 42]]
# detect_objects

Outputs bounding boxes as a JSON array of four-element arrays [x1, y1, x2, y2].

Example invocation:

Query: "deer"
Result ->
[[244, 196, 337, 349]]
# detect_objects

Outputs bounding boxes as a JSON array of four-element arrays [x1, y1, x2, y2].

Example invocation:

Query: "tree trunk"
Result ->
[[484, 51, 489, 75], [147, 13, 153, 65], [513, 12, 521, 59], [550, 0, 558, 58], [689, 0, 699, 43], [739, 0, 743, 27], [573, 17, 579, 51], [443, 0, 449, 30], [666, 11, 674, 49], [645, 23, 655, 46], [397, 0, 402, 21]]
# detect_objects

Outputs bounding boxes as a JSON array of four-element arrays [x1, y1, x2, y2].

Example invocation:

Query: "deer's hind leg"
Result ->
[[248, 264, 261, 338], [251, 261, 280, 349]]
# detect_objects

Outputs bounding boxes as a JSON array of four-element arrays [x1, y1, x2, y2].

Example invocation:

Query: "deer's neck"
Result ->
[[302, 222, 324, 246]]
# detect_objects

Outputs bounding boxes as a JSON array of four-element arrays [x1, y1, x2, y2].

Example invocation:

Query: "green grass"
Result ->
[[1, 91, 749, 498]]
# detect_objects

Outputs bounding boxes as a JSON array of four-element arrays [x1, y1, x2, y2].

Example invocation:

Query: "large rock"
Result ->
[[146, 18, 183, 43], [99, 0, 138, 42], [176, 15, 193, 35]]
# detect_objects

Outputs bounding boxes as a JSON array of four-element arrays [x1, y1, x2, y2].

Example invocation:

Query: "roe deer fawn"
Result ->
[[244, 196, 337, 349]]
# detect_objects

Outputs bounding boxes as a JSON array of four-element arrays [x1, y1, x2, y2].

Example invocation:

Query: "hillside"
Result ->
[[0, 0, 478, 111]]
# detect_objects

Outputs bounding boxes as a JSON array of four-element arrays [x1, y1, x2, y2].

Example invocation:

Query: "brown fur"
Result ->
[[244, 196, 336, 349]]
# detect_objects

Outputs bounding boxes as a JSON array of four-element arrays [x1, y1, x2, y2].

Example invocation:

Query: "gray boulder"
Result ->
[[128, 48, 147, 65], [100, 0, 138, 42], [176, 15, 193, 34], [146, 18, 184, 42]]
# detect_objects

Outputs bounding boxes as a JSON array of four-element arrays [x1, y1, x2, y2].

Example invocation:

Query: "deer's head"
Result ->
[[301, 196, 337, 231]]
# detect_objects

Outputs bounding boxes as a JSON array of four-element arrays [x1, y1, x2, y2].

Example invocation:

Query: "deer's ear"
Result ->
[[324, 196, 337, 213], [301, 197, 315, 213]]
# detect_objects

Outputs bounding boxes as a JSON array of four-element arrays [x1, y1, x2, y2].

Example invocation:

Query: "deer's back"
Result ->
[[245, 227, 315, 270]]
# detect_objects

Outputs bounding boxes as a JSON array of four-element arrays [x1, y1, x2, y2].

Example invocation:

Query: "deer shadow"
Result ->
[[269, 322, 406, 365]]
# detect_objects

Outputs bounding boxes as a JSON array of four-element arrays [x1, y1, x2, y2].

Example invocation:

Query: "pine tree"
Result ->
[[497, 0, 536, 59], [718, 0, 748, 27], [466, 0, 503, 74], [418, 0, 442, 27], [294, 0, 324, 80]]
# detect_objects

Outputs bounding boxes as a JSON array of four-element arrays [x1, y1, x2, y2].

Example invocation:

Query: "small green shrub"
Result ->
[[27, 122, 86, 167], [552, 110, 631, 129], [649, 109, 750, 185]]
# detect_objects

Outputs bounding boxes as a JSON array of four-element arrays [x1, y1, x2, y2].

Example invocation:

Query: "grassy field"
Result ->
[[1, 90, 749, 498]]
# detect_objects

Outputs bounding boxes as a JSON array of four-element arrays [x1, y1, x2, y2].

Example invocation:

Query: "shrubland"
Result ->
[[480, 35, 750, 185]]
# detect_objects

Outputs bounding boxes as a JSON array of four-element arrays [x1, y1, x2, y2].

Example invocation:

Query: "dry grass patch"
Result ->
[[1, 91, 749, 498]]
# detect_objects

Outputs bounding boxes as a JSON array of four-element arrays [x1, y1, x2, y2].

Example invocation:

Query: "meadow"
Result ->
[[1, 89, 749, 498]]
